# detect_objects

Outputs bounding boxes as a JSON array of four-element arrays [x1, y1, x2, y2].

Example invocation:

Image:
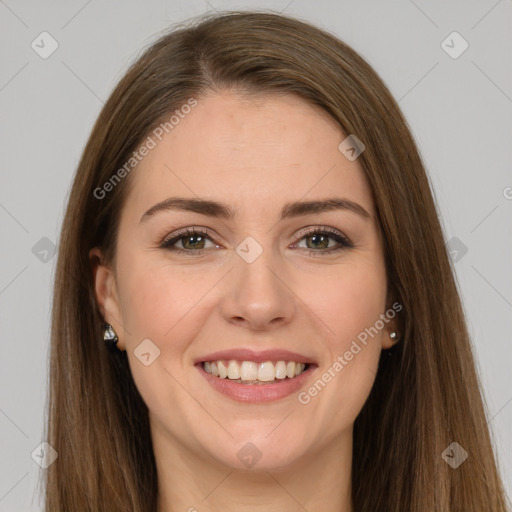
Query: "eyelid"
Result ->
[[160, 224, 353, 253], [160, 226, 220, 246], [294, 225, 348, 240]]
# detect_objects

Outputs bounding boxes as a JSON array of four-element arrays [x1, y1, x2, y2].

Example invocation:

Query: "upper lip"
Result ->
[[194, 348, 317, 365]]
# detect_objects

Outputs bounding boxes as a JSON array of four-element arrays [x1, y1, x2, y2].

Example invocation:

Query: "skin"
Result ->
[[91, 91, 398, 512]]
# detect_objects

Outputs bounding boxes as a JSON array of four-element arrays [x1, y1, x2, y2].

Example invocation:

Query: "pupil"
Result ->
[[308, 234, 328, 249], [185, 235, 204, 249]]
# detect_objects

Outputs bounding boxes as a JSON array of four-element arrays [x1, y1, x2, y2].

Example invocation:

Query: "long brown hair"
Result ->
[[43, 10, 510, 511]]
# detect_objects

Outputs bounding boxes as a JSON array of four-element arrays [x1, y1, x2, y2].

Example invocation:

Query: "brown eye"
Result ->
[[161, 228, 219, 254], [293, 227, 353, 255]]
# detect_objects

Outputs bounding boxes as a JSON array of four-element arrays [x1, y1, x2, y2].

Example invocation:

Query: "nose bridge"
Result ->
[[221, 235, 295, 329]]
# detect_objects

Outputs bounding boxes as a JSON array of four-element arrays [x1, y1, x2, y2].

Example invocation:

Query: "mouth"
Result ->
[[201, 359, 311, 384], [194, 349, 317, 403]]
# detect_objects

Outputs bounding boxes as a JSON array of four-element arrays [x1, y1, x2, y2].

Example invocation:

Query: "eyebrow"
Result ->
[[139, 196, 372, 223]]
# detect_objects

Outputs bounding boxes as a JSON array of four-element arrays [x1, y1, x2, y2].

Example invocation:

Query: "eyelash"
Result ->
[[159, 226, 354, 257]]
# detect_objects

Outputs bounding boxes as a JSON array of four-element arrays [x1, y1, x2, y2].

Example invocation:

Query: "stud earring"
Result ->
[[390, 331, 399, 341], [103, 323, 119, 350]]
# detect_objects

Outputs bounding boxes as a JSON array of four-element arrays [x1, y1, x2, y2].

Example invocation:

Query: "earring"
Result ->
[[390, 331, 399, 341], [103, 323, 119, 350]]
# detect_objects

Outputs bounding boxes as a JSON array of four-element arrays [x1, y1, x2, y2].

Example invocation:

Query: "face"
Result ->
[[91, 91, 398, 471]]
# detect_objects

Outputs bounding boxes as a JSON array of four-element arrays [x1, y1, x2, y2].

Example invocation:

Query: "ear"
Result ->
[[381, 295, 402, 350], [381, 316, 399, 349], [89, 247, 126, 351]]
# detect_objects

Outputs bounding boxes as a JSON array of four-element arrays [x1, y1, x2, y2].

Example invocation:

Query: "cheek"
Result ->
[[115, 258, 202, 422], [117, 256, 211, 343], [118, 250, 387, 360], [296, 268, 386, 434], [298, 261, 387, 347], [298, 261, 386, 402]]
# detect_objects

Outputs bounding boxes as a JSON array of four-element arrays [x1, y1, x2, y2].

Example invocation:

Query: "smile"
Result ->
[[202, 360, 309, 384]]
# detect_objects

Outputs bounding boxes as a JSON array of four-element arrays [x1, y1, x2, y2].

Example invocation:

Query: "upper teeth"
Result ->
[[203, 360, 307, 381]]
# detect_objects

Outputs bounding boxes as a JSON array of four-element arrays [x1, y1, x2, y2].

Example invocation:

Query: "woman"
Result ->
[[43, 10, 509, 512]]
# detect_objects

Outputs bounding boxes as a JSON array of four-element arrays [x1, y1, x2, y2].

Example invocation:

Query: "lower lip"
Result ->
[[196, 363, 316, 403]]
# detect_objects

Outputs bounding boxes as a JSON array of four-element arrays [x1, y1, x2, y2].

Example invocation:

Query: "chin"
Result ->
[[200, 432, 306, 472]]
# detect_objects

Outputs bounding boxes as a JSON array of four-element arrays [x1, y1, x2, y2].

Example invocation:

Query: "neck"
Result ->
[[153, 421, 354, 512]]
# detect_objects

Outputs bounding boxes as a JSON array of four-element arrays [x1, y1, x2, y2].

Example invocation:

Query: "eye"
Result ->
[[160, 225, 353, 256], [160, 227, 220, 255], [292, 226, 353, 256]]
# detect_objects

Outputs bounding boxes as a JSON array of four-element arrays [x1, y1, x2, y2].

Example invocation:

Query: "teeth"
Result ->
[[218, 361, 228, 379], [258, 361, 275, 381], [227, 360, 241, 379], [240, 361, 257, 381], [275, 361, 287, 379], [202, 360, 308, 382]]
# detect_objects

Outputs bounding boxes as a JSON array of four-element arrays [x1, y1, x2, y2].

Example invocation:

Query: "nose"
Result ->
[[219, 247, 296, 332]]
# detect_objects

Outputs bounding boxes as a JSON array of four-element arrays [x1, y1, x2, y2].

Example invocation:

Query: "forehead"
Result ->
[[121, 91, 374, 223]]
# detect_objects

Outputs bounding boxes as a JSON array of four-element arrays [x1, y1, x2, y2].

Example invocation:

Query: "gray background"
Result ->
[[0, 0, 511, 509]]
